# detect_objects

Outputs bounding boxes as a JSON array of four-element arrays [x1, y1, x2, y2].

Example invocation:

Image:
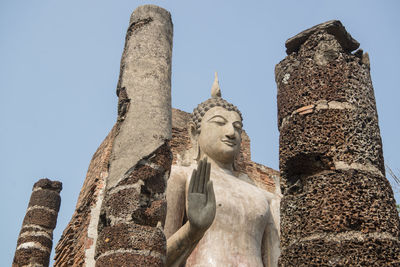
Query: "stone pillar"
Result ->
[[95, 5, 173, 266], [13, 179, 62, 267], [276, 20, 400, 265]]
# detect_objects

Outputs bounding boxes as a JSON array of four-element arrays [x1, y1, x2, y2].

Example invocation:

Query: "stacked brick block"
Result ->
[[13, 179, 62, 267], [276, 20, 400, 266], [95, 143, 172, 266]]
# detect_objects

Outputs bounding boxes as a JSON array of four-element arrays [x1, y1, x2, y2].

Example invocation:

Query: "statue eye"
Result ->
[[212, 120, 226, 126], [208, 116, 227, 125], [233, 122, 242, 130]]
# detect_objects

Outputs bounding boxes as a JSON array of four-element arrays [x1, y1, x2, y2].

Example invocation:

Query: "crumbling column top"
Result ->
[[285, 20, 360, 55], [129, 4, 172, 25], [33, 178, 62, 192]]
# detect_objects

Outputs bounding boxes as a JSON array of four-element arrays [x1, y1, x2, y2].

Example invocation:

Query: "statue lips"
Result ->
[[221, 139, 237, 147]]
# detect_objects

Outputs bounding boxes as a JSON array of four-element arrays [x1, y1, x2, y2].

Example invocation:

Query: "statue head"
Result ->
[[189, 73, 243, 169]]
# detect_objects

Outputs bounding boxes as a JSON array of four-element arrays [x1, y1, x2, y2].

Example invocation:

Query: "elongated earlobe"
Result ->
[[188, 122, 200, 162], [233, 151, 239, 171]]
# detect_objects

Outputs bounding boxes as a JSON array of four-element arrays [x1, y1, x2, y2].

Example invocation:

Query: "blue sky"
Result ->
[[1, 1, 399, 265]]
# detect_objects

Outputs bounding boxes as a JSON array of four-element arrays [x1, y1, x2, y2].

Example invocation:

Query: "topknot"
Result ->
[[191, 72, 243, 130]]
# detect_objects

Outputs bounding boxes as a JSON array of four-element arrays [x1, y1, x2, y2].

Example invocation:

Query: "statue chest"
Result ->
[[210, 170, 270, 236], [185, 168, 271, 267]]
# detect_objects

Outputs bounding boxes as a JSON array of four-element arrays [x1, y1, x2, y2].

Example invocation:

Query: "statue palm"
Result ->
[[187, 158, 216, 232]]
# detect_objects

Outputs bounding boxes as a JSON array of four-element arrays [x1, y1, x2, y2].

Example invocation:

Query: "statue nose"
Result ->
[[225, 125, 236, 139], [225, 133, 235, 139]]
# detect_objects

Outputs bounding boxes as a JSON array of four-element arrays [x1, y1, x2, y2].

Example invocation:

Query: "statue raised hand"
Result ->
[[187, 158, 216, 233]]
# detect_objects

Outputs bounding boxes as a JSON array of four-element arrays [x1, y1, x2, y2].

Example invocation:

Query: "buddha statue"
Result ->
[[165, 73, 280, 267]]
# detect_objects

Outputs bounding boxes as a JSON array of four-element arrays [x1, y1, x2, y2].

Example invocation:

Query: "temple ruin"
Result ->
[[12, 5, 400, 267]]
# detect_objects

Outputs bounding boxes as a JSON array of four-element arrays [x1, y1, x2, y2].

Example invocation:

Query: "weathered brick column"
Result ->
[[276, 20, 400, 266], [94, 5, 173, 266], [13, 179, 62, 267]]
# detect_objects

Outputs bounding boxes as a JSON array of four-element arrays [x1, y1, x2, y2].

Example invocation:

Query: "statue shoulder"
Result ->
[[236, 172, 256, 185], [169, 164, 196, 185], [262, 189, 282, 205]]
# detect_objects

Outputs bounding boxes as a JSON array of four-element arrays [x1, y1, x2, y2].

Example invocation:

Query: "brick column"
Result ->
[[276, 20, 400, 265], [13, 179, 62, 267], [95, 5, 173, 266]]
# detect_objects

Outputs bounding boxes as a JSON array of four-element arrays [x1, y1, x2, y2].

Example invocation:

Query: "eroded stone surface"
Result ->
[[285, 20, 359, 55], [280, 237, 400, 266], [108, 4, 173, 190], [13, 178, 62, 267], [279, 109, 384, 177], [277, 22, 400, 266], [281, 170, 399, 248], [277, 32, 376, 128], [94, 5, 173, 267]]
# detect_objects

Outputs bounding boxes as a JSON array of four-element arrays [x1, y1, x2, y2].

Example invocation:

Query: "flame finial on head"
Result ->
[[211, 72, 222, 98]]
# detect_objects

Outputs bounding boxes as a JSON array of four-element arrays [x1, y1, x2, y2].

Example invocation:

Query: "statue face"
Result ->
[[197, 106, 242, 164]]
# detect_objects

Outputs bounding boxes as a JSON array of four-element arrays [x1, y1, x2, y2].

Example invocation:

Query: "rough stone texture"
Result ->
[[285, 20, 359, 55], [96, 253, 163, 267], [281, 170, 399, 247], [280, 109, 384, 177], [280, 237, 400, 266], [13, 178, 62, 267], [276, 21, 400, 266], [94, 5, 173, 267], [96, 224, 165, 256], [107, 4, 173, 190]]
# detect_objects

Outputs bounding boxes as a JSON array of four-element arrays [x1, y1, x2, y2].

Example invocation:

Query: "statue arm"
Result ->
[[165, 173, 201, 267], [261, 202, 280, 267], [166, 220, 204, 266], [166, 159, 216, 267], [164, 167, 186, 240]]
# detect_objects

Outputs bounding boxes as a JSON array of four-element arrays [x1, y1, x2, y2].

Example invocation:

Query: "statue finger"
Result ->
[[204, 162, 211, 193], [198, 158, 206, 193], [189, 169, 196, 193], [206, 180, 216, 207], [194, 159, 203, 193]]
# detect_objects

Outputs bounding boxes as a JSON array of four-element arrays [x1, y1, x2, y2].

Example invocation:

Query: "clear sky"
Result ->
[[1, 1, 399, 265]]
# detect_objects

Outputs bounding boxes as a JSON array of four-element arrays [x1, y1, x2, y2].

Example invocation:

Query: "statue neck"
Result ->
[[199, 153, 234, 173]]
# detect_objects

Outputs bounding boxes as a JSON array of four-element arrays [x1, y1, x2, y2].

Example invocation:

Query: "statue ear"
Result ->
[[188, 122, 200, 161]]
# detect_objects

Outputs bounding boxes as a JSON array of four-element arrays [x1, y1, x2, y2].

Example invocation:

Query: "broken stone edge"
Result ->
[[285, 20, 360, 55]]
